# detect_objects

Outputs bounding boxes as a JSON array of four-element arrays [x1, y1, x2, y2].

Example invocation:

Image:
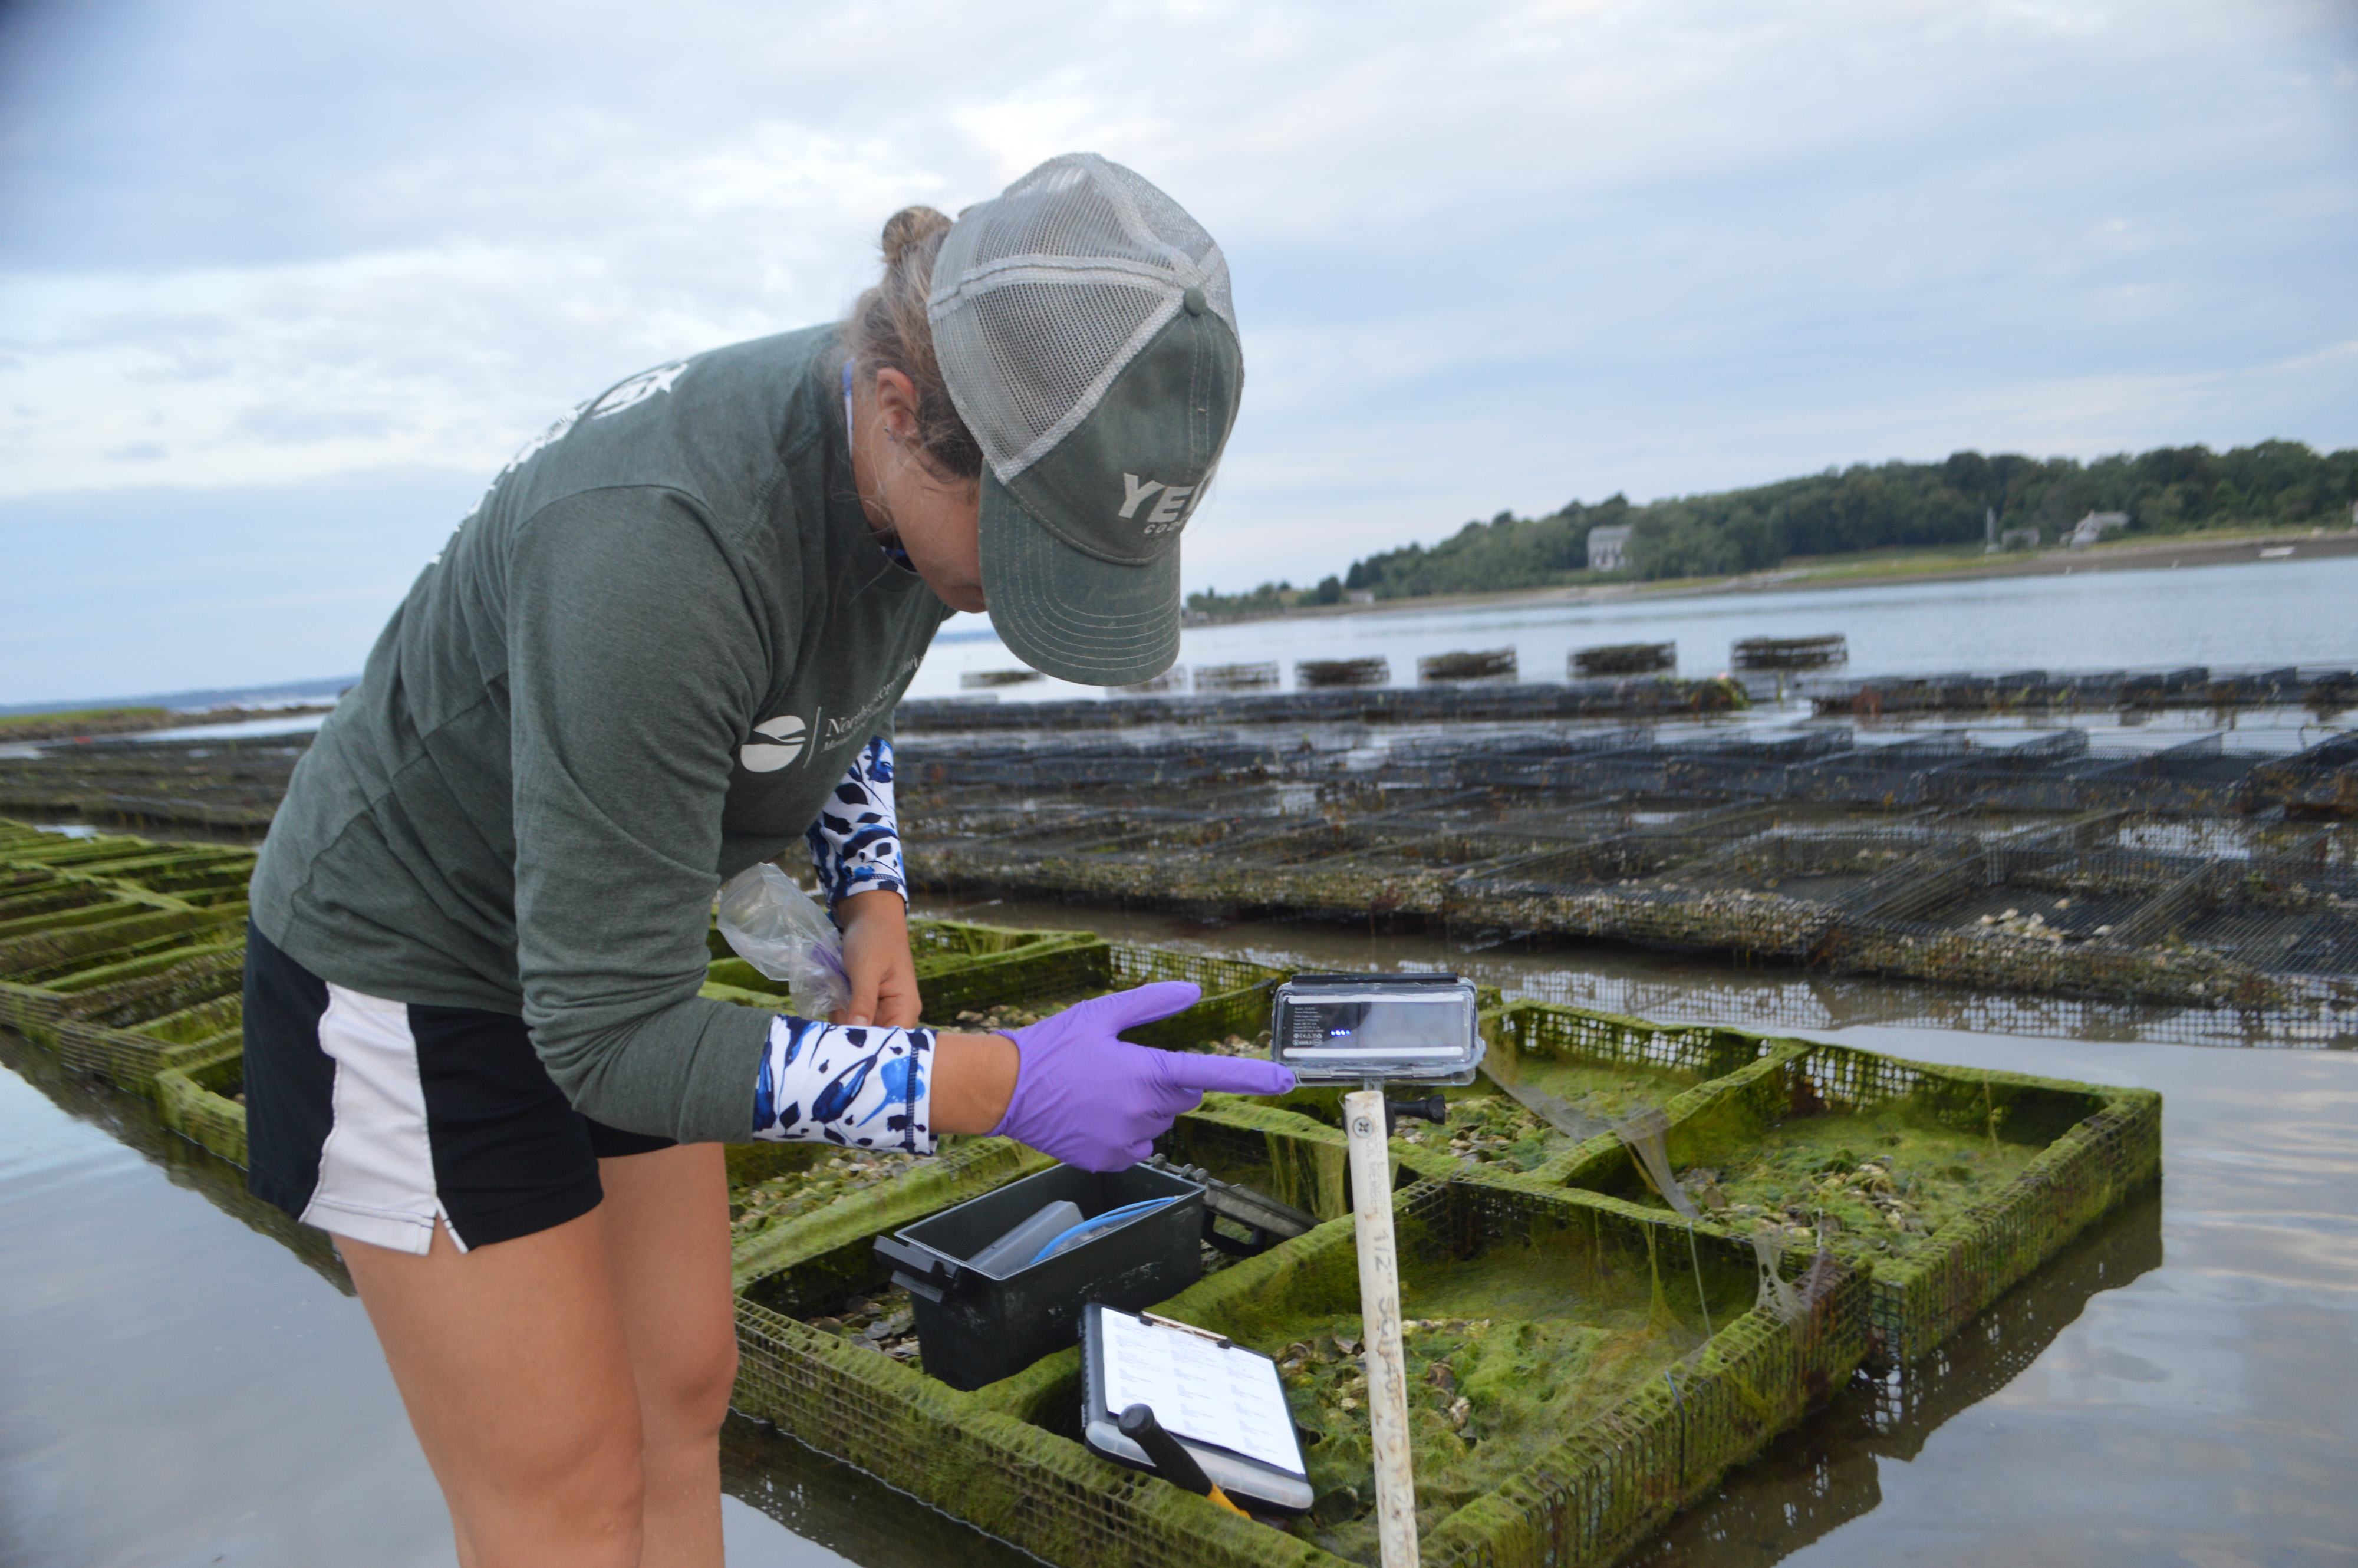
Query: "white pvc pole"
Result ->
[[1343, 1088, 1418, 1567]]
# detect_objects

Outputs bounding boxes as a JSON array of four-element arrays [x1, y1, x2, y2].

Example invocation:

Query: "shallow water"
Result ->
[[5, 921, 2355, 1564], [46, 554, 2356, 754], [910, 552, 2358, 701], [0, 1039, 1038, 1568], [1642, 1030, 2358, 1567]]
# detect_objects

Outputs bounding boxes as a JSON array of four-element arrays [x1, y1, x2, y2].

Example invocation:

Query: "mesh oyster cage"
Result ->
[[1157, 986, 1691, 1224], [1196, 661, 1281, 693], [1514, 1027, 2162, 1366], [1732, 635, 1847, 672], [1811, 664, 2358, 722], [730, 1135, 1059, 1310], [1296, 657, 1391, 689], [949, 1176, 1866, 1568], [1151, 1093, 1460, 1221], [156, 1042, 249, 1167], [1154, 1098, 1356, 1219], [898, 739, 2356, 1030], [1418, 648, 1519, 683], [0, 734, 302, 834], [730, 1292, 1329, 1568], [730, 1168, 1865, 1568], [1472, 1000, 1793, 1139], [1572, 641, 1676, 677], [891, 678, 1748, 738], [3, 817, 2172, 1566], [1, 848, 249, 1095]]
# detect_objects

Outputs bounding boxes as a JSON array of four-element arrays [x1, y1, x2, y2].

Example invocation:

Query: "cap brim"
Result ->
[[979, 473, 1181, 686]]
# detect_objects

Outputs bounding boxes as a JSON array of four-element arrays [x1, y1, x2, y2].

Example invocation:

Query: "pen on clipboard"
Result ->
[[1117, 1404, 1252, 1518]]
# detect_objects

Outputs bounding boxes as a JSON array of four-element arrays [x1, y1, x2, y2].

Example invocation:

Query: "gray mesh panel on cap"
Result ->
[[930, 154, 1236, 484]]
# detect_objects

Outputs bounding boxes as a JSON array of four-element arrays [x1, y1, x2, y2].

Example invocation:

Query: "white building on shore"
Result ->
[[2068, 511, 2130, 549], [1585, 523, 1633, 572]]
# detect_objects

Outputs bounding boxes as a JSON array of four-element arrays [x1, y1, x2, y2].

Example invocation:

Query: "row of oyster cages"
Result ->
[[956, 635, 1847, 694]]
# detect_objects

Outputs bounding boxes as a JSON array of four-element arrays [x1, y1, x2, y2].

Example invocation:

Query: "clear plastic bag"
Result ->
[[716, 862, 851, 1019]]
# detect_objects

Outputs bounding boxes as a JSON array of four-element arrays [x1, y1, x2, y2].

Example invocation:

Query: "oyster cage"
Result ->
[[0, 819, 2163, 1566], [730, 1167, 1865, 1568], [1478, 1002, 2162, 1366], [890, 721, 2357, 1035]]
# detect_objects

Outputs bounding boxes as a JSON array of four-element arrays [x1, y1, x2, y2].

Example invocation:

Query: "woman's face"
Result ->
[[854, 368, 985, 613]]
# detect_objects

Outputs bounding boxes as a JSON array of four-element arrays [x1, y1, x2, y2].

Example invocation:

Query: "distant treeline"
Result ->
[[1185, 440, 2357, 615]]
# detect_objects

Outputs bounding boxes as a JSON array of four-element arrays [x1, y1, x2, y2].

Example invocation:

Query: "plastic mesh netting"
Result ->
[[0, 817, 2162, 1568]]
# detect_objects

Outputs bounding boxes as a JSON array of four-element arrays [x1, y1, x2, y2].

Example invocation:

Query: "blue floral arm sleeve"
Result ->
[[806, 735, 907, 911], [753, 1016, 934, 1152]]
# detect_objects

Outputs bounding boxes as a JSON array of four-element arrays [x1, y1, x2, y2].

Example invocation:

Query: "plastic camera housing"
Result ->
[[1269, 973, 1484, 1086]]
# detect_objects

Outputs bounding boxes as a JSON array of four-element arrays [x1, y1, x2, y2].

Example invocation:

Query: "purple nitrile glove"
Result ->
[[990, 981, 1297, 1172]]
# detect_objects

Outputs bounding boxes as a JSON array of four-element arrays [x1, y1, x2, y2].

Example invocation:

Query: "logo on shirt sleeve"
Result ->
[[740, 714, 808, 772], [589, 360, 687, 420]]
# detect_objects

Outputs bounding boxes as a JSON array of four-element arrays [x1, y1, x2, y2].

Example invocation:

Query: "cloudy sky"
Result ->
[[2, 0, 2352, 704]]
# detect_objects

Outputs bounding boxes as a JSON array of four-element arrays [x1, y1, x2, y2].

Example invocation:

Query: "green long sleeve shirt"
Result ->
[[249, 324, 954, 1142]]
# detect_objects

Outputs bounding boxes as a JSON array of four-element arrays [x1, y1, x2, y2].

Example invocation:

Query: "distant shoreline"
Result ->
[[0, 704, 335, 745], [1183, 526, 2358, 628]]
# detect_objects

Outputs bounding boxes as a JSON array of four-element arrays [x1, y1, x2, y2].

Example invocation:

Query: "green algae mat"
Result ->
[[1655, 1103, 2041, 1251], [0, 818, 2162, 1567], [1499, 1005, 2163, 1366], [1168, 1182, 1800, 1564], [730, 1174, 1864, 1568]]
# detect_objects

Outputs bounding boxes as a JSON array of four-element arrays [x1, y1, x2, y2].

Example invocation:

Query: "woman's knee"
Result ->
[[550, 1423, 650, 1527], [644, 1319, 738, 1445], [447, 1410, 647, 1566]]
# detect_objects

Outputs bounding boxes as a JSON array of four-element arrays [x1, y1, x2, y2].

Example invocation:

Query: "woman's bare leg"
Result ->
[[344, 1212, 648, 1568], [597, 1143, 737, 1568]]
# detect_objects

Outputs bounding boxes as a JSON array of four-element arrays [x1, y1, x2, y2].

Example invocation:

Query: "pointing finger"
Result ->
[[1161, 1054, 1297, 1098]]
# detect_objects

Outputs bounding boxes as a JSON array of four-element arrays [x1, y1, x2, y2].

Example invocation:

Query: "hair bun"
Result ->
[[880, 206, 954, 266]]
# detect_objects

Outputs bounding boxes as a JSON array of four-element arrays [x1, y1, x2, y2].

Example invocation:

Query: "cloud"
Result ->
[[0, 466, 479, 704], [0, 0, 2352, 693]]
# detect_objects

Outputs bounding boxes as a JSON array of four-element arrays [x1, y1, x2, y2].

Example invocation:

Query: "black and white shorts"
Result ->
[[242, 922, 674, 1255]]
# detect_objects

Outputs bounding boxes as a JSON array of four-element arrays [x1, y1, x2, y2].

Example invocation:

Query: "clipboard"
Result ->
[[1080, 1302, 1314, 1515]]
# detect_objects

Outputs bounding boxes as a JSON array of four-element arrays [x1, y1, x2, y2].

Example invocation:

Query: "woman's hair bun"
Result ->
[[847, 203, 983, 482], [880, 206, 954, 267]]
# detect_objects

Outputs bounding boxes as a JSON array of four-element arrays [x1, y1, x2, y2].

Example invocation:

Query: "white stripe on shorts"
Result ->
[[299, 982, 464, 1256]]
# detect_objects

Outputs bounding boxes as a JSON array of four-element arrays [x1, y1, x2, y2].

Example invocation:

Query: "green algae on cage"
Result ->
[[1651, 1107, 2043, 1257], [730, 1135, 1057, 1309], [1155, 1097, 1374, 1221], [0, 829, 1295, 1184], [1259, 1233, 1742, 1562], [707, 917, 1290, 1056], [1536, 1031, 2162, 1365], [894, 717, 2358, 1027], [157, 1044, 249, 1167], [0, 818, 2159, 1567], [1112, 1178, 1865, 1568], [1391, 1093, 1562, 1172], [1490, 1055, 1705, 1126], [731, 1148, 921, 1246], [1277, 1306, 1683, 1555], [0, 822, 259, 1102]]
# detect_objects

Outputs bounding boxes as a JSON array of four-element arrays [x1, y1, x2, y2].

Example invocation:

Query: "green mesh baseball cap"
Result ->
[[929, 153, 1243, 686]]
